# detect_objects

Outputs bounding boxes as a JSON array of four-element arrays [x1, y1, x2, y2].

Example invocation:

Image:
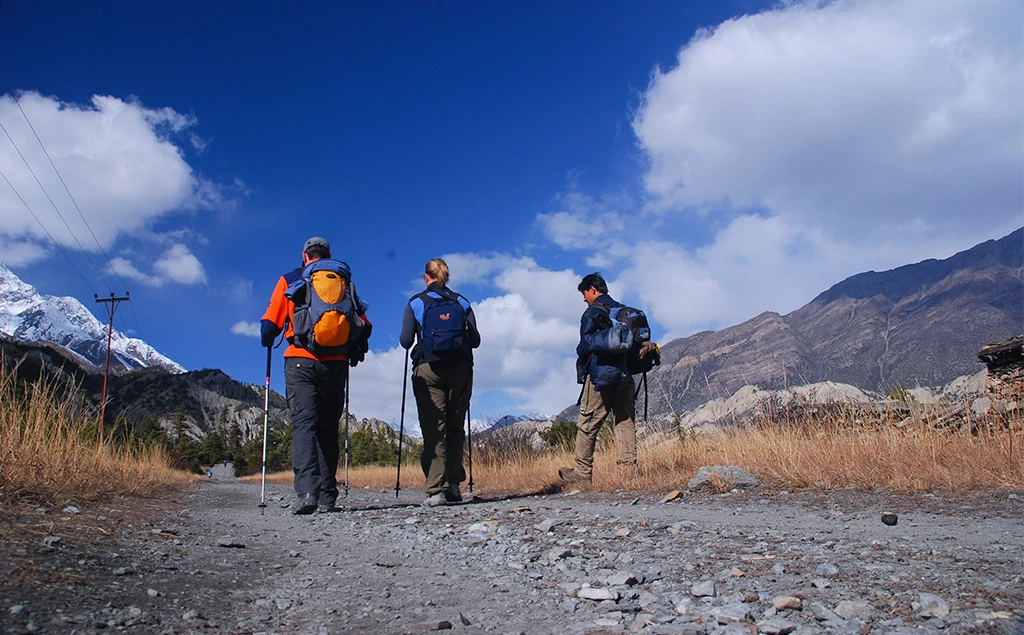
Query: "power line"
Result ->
[[0, 79, 133, 296], [0, 166, 97, 294], [0, 118, 114, 293]]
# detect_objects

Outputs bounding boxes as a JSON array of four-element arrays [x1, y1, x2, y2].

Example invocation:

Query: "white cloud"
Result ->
[[0, 91, 223, 263], [632, 0, 1022, 240], [108, 256, 161, 287], [154, 244, 206, 284], [231, 321, 260, 337], [349, 345, 421, 435], [107, 244, 206, 287]]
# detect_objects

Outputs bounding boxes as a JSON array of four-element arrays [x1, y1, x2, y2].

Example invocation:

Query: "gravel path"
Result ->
[[2, 480, 1022, 634]]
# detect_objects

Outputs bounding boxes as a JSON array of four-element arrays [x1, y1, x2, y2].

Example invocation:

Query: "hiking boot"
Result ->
[[422, 492, 446, 507], [445, 484, 463, 503], [558, 467, 591, 484], [317, 503, 339, 514], [291, 493, 317, 515]]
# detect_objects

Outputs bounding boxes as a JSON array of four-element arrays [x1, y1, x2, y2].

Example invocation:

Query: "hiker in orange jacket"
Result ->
[[261, 236, 371, 515]]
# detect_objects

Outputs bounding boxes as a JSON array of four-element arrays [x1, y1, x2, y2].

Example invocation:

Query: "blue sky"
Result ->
[[0, 0, 1021, 432]]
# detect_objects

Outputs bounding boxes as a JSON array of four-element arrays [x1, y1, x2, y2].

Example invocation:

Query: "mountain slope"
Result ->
[[651, 228, 1024, 414], [0, 263, 184, 373]]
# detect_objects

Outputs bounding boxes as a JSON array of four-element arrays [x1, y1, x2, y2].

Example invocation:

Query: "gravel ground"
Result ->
[[1, 479, 1022, 635]]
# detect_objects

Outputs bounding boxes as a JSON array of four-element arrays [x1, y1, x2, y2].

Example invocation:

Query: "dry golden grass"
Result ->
[[306, 405, 1023, 496], [0, 363, 187, 508]]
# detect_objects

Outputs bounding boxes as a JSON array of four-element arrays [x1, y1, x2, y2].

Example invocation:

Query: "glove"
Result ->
[[260, 319, 280, 348]]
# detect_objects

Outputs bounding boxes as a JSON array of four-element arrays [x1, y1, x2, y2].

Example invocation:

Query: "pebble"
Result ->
[[62, 505, 81, 514], [578, 587, 619, 601], [43, 535, 60, 548], [690, 580, 715, 597], [881, 512, 898, 526], [772, 596, 801, 610]]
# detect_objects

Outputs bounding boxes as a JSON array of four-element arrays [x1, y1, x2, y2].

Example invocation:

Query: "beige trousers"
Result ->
[[574, 375, 637, 479]]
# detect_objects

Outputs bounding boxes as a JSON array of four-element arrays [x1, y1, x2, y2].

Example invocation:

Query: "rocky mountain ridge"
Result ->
[[648, 228, 1023, 416]]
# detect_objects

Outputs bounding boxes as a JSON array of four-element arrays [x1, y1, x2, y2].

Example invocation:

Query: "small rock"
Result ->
[[534, 519, 557, 533], [216, 537, 246, 548], [757, 617, 798, 635], [834, 600, 872, 620], [730, 567, 744, 577], [743, 594, 759, 603], [691, 580, 716, 597], [662, 490, 682, 503], [711, 603, 751, 624], [917, 593, 951, 619], [112, 567, 129, 576], [405, 516, 420, 525], [146, 589, 159, 598], [810, 577, 831, 589], [808, 602, 841, 622], [594, 617, 619, 626], [606, 570, 642, 586], [815, 563, 838, 577], [615, 528, 631, 537], [9, 605, 25, 616], [182, 609, 200, 621], [62, 505, 81, 514], [416, 620, 452, 630], [881, 513, 898, 526], [43, 535, 60, 548], [459, 613, 471, 626], [578, 588, 620, 601], [772, 596, 801, 611]]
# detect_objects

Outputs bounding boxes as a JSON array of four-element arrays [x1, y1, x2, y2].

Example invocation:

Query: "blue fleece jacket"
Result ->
[[575, 293, 631, 391]]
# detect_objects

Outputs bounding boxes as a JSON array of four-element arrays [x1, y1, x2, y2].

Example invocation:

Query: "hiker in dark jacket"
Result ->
[[559, 272, 637, 484], [399, 258, 481, 507]]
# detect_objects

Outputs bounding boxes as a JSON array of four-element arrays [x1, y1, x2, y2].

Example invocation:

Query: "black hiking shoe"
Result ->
[[291, 493, 317, 515], [317, 502, 339, 513], [445, 484, 463, 503], [558, 468, 592, 484]]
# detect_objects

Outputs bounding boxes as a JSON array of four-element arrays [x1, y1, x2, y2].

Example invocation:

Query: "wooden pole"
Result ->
[[95, 292, 129, 447]]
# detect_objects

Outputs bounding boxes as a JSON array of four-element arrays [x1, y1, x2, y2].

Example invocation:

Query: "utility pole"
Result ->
[[95, 292, 129, 447]]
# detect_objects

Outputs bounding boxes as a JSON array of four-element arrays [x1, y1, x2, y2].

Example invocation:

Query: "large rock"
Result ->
[[687, 466, 760, 492]]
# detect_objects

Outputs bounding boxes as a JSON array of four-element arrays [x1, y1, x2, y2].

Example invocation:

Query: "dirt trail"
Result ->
[[2, 479, 1022, 634]]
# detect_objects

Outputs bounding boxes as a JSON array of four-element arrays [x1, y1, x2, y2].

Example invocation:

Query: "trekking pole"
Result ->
[[466, 401, 474, 493], [343, 372, 351, 498], [259, 346, 272, 514], [395, 348, 410, 498]]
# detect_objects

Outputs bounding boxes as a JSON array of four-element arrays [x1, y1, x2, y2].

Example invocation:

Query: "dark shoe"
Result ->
[[445, 484, 463, 503], [291, 493, 317, 515], [317, 503, 339, 514], [558, 467, 591, 484]]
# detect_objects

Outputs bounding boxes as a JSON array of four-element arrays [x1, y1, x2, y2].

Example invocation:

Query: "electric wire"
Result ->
[[0, 118, 114, 293], [0, 166, 97, 294], [0, 78, 132, 296]]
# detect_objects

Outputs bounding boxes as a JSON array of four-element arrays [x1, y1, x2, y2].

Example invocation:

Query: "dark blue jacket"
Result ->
[[576, 294, 630, 391]]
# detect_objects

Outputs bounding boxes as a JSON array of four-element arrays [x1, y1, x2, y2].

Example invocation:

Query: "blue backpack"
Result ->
[[414, 288, 470, 358], [284, 259, 366, 356]]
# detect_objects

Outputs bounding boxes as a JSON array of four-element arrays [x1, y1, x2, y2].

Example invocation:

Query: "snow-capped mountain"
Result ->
[[0, 262, 185, 373]]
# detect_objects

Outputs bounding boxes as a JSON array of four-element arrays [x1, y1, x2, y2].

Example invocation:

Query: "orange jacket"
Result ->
[[261, 271, 371, 361]]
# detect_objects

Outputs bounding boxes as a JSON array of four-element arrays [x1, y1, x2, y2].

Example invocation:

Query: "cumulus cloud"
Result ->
[[230, 321, 260, 337], [0, 91, 222, 264], [632, 0, 1022, 239], [107, 244, 206, 287], [154, 244, 206, 284], [597, 0, 1024, 334]]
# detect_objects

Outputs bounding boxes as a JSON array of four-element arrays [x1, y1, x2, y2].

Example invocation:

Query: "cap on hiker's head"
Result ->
[[303, 236, 330, 253]]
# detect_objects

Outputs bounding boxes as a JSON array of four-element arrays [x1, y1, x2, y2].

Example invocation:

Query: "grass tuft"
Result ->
[[0, 361, 187, 508]]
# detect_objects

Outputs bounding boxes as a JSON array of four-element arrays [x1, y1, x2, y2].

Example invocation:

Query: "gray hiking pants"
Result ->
[[412, 361, 472, 496], [284, 357, 347, 505], [574, 375, 637, 479]]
